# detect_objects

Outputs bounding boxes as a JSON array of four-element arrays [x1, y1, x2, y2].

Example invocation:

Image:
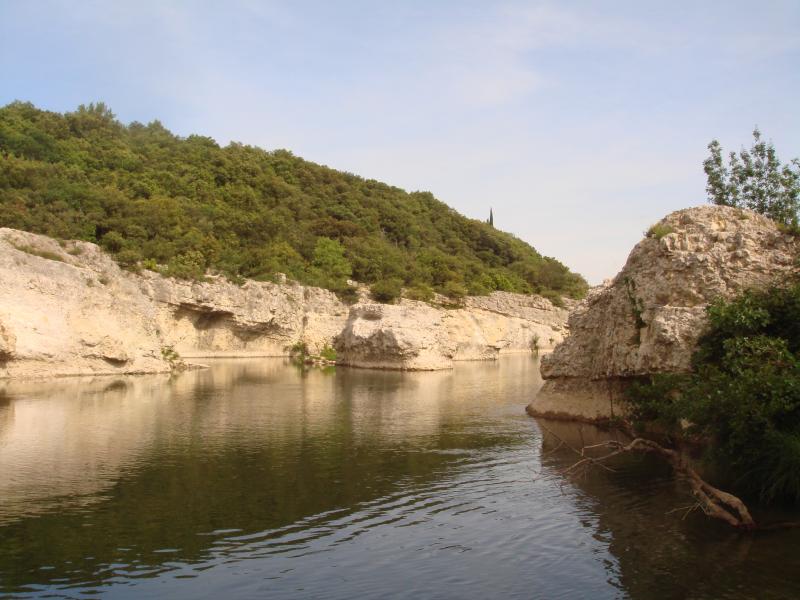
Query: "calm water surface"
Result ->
[[1, 357, 799, 599]]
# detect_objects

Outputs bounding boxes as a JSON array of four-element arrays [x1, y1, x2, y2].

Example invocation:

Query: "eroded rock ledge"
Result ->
[[528, 205, 800, 421], [0, 228, 568, 378]]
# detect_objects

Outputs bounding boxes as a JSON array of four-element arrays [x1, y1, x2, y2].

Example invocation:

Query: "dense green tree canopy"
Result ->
[[0, 101, 587, 300]]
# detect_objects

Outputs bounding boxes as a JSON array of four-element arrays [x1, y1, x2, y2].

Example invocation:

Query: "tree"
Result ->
[[311, 237, 351, 284], [704, 128, 800, 226]]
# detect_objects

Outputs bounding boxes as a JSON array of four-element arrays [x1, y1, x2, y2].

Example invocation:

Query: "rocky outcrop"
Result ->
[[0, 228, 568, 378], [141, 272, 349, 359], [335, 302, 455, 370], [529, 205, 800, 421], [0, 230, 167, 378], [335, 292, 568, 370]]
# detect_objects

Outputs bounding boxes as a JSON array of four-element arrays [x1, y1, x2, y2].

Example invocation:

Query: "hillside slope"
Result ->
[[0, 102, 586, 301]]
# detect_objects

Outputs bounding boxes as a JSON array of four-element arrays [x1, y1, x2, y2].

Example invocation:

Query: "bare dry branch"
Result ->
[[537, 422, 757, 530]]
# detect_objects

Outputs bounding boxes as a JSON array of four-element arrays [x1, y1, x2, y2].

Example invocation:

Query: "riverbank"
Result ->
[[0, 227, 568, 379]]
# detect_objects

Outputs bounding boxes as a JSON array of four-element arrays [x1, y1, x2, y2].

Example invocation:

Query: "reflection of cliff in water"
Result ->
[[536, 418, 800, 600], [0, 358, 540, 593]]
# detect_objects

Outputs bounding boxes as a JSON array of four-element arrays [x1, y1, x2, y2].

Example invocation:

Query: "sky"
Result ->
[[1, 1, 799, 283]]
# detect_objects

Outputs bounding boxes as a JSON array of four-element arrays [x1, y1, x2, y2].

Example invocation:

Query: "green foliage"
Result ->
[[164, 250, 207, 280], [0, 101, 587, 298], [160, 345, 181, 366], [645, 223, 674, 239], [704, 128, 800, 226], [441, 281, 468, 303], [627, 283, 800, 503], [623, 276, 645, 339], [539, 289, 564, 308], [370, 278, 403, 303], [319, 345, 338, 361], [309, 237, 351, 288], [290, 342, 309, 359], [404, 283, 434, 302], [333, 284, 359, 304], [11, 242, 64, 262], [530, 333, 540, 357]]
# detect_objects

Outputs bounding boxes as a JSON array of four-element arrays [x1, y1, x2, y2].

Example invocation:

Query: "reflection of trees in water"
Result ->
[[536, 418, 800, 600], [0, 358, 538, 594]]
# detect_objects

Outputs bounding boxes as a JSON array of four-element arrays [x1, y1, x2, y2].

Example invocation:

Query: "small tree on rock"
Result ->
[[704, 128, 800, 226]]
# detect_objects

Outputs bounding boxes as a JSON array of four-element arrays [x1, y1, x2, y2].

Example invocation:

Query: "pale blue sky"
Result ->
[[2, 1, 798, 283]]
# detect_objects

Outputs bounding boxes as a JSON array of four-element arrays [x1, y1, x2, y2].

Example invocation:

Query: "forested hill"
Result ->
[[0, 102, 587, 302]]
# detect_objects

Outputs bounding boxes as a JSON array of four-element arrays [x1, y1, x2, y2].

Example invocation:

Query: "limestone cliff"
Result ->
[[336, 293, 567, 370], [0, 228, 568, 378], [529, 205, 800, 421]]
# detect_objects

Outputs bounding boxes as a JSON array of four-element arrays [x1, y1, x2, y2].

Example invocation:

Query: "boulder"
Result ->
[[529, 205, 800, 421]]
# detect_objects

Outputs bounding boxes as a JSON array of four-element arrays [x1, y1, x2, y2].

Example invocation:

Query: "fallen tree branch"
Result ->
[[538, 423, 756, 530]]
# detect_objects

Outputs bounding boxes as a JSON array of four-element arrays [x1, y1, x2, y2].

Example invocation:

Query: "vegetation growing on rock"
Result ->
[[704, 127, 800, 227], [627, 282, 800, 504], [0, 101, 587, 301]]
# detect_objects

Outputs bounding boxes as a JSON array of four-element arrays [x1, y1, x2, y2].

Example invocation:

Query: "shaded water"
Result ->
[[1, 357, 799, 599]]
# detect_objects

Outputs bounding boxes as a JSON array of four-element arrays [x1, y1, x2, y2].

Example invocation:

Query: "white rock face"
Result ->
[[335, 302, 455, 370], [0, 228, 568, 378], [335, 293, 570, 370], [529, 205, 800, 421], [140, 271, 349, 358]]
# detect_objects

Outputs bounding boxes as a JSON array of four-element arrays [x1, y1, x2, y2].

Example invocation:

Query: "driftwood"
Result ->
[[539, 423, 756, 530]]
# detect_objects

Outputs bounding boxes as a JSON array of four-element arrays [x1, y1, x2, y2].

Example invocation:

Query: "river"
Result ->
[[1, 357, 799, 599]]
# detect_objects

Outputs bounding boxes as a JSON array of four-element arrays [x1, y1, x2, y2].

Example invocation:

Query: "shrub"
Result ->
[[102, 231, 125, 252], [645, 223, 675, 239], [627, 283, 800, 503], [370, 278, 403, 303], [333, 284, 359, 304], [11, 242, 64, 262], [405, 284, 434, 302], [539, 289, 564, 308], [161, 345, 181, 366], [530, 334, 540, 357], [290, 342, 309, 359], [116, 248, 142, 270], [164, 250, 206, 280], [141, 258, 158, 271], [441, 281, 467, 303], [320, 345, 338, 361]]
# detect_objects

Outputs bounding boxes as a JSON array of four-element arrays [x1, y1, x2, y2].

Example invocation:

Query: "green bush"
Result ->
[[441, 281, 468, 303], [370, 278, 403, 303], [290, 342, 308, 359], [627, 283, 800, 503], [164, 250, 206, 280], [539, 289, 564, 308], [116, 248, 142, 270], [645, 223, 675, 239], [332, 283, 359, 304], [405, 284, 434, 302], [11, 242, 64, 262], [320, 345, 338, 361]]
